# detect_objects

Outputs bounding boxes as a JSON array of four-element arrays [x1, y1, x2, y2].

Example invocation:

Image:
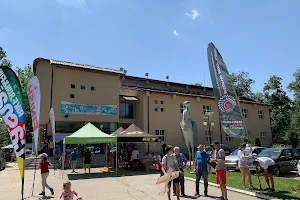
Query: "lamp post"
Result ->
[[203, 120, 215, 145]]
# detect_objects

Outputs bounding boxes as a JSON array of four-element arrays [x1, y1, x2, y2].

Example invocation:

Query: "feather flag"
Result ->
[[27, 76, 41, 155], [207, 42, 247, 138], [50, 108, 55, 156], [0, 66, 26, 198]]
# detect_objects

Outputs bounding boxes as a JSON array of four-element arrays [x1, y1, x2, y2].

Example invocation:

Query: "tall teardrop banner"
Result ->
[[50, 108, 55, 167], [27, 76, 41, 156], [207, 42, 247, 138], [0, 66, 26, 199]]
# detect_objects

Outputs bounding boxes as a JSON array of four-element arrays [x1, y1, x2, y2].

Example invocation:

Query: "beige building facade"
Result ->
[[33, 58, 272, 151]]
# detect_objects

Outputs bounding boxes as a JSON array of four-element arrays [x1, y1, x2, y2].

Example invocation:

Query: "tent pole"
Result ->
[[116, 142, 118, 175], [62, 143, 66, 179], [105, 144, 108, 167]]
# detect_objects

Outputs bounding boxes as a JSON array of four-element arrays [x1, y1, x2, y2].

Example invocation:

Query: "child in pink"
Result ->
[[57, 181, 81, 200]]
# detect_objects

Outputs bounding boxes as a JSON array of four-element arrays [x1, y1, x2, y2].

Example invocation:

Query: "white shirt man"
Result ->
[[256, 157, 275, 169], [131, 149, 139, 161]]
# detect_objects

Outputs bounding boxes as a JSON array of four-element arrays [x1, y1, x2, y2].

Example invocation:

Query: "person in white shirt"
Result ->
[[131, 148, 139, 171], [238, 143, 254, 189], [253, 157, 275, 192]]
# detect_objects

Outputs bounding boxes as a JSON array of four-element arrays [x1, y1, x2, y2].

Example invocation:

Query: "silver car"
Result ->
[[225, 146, 266, 171]]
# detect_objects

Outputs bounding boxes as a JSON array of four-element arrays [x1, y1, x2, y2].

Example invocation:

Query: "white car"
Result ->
[[297, 159, 300, 176]]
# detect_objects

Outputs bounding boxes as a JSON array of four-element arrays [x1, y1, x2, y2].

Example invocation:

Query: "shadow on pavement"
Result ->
[[68, 168, 159, 180], [38, 196, 54, 199], [255, 190, 299, 200]]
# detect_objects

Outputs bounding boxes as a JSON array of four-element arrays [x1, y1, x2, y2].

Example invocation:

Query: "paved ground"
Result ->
[[0, 163, 261, 200]]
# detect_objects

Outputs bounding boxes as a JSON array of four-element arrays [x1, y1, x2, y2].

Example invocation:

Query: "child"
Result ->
[[38, 153, 54, 196], [57, 181, 81, 200]]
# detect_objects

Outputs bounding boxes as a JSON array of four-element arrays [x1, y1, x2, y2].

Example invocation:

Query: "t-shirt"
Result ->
[[195, 151, 209, 167], [84, 152, 91, 164], [153, 155, 161, 162], [174, 153, 188, 169], [71, 152, 78, 160], [213, 149, 226, 170], [131, 150, 139, 160], [61, 189, 77, 200], [162, 155, 177, 172], [238, 150, 248, 167], [39, 160, 49, 174], [256, 157, 275, 169]]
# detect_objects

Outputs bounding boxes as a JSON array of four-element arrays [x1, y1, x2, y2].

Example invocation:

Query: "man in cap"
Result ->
[[210, 141, 228, 200]]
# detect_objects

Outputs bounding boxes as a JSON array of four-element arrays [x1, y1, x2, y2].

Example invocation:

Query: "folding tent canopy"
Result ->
[[111, 127, 124, 136], [62, 122, 118, 174], [114, 123, 159, 142]]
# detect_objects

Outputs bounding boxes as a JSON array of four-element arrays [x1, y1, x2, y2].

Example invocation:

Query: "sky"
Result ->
[[0, 0, 299, 97]]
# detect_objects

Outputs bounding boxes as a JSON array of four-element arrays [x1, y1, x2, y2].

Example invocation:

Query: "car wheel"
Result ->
[[274, 166, 281, 177]]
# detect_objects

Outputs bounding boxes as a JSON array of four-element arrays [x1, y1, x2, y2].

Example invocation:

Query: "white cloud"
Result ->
[[173, 30, 179, 36], [185, 9, 199, 20]]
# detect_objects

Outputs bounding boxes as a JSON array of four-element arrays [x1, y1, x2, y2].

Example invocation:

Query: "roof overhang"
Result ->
[[123, 96, 139, 101]]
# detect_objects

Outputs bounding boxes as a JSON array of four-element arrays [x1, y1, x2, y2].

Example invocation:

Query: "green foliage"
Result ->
[[229, 71, 255, 98], [0, 47, 12, 67], [254, 137, 261, 147], [263, 75, 292, 141], [286, 130, 299, 148], [271, 143, 285, 148]]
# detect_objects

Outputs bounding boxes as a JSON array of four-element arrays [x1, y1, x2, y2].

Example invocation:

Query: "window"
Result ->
[[154, 107, 158, 112], [154, 100, 158, 104], [70, 94, 75, 98], [155, 130, 165, 141], [71, 84, 75, 89], [91, 86, 95, 91], [81, 85, 85, 90], [260, 132, 266, 141], [205, 131, 212, 142], [292, 149, 300, 157], [242, 108, 248, 118], [119, 102, 135, 119], [225, 133, 233, 142], [180, 103, 185, 113], [258, 110, 264, 119], [161, 107, 165, 112], [281, 149, 292, 158], [203, 105, 211, 114], [160, 100, 164, 104]]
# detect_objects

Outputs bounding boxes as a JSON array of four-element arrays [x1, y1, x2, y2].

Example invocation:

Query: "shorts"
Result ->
[[84, 164, 91, 169], [168, 177, 180, 186], [216, 169, 226, 185], [267, 165, 275, 175]]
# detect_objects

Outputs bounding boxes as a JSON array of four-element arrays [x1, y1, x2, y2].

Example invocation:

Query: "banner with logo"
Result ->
[[27, 76, 41, 155], [0, 66, 26, 198], [50, 108, 55, 155], [207, 42, 246, 138]]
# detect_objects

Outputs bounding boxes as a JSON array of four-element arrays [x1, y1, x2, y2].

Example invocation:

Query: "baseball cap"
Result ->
[[212, 140, 220, 145], [39, 153, 48, 158]]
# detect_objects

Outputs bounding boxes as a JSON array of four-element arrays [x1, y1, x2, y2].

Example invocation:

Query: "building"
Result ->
[[33, 58, 272, 151]]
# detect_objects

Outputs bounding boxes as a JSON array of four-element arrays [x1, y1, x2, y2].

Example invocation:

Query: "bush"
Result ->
[[254, 137, 261, 147]]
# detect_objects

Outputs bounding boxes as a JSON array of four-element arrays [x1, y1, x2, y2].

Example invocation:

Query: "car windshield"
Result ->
[[231, 149, 250, 156], [258, 149, 281, 159]]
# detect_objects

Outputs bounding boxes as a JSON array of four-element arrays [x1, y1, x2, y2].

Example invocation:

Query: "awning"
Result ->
[[123, 96, 139, 101]]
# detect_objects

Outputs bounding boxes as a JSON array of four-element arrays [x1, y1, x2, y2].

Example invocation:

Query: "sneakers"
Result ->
[[249, 184, 254, 190], [181, 193, 186, 197], [39, 192, 45, 196], [194, 192, 200, 196], [50, 188, 54, 195]]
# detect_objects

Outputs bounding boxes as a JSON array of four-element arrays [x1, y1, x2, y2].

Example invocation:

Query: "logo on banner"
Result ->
[[218, 94, 237, 113]]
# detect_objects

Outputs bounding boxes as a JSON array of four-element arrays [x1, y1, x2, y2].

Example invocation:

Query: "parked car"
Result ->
[[297, 159, 300, 176], [0, 149, 6, 171], [225, 146, 266, 171], [256, 148, 300, 177]]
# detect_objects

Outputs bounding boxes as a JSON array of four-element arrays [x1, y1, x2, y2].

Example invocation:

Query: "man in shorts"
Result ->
[[210, 141, 228, 200], [253, 157, 275, 192]]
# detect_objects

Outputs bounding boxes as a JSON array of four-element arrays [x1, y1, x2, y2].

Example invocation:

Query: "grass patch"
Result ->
[[184, 168, 300, 199]]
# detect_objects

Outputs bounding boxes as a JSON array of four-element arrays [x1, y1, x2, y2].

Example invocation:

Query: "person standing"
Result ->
[[161, 145, 182, 200], [253, 157, 275, 192], [84, 149, 92, 174], [194, 144, 210, 197], [70, 148, 78, 173], [131, 147, 140, 171], [38, 153, 54, 196], [238, 143, 254, 189], [210, 141, 228, 200], [173, 146, 187, 197]]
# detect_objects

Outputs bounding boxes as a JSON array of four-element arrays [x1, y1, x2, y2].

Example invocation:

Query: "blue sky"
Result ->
[[0, 0, 299, 97]]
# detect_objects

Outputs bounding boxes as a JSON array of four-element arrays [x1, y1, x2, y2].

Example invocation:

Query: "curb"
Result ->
[[184, 177, 279, 200]]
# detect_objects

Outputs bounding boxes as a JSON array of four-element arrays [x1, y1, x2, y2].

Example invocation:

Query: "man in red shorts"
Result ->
[[210, 141, 228, 200]]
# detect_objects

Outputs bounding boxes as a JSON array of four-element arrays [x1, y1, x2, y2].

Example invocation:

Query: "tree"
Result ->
[[229, 71, 255, 98], [263, 75, 292, 141], [252, 92, 267, 103], [254, 137, 261, 147], [0, 46, 12, 67], [16, 65, 34, 143]]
